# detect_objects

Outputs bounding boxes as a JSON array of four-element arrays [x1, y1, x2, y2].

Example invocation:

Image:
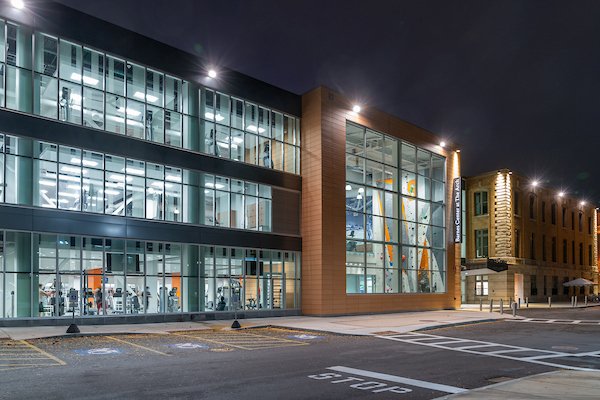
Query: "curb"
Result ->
[[414, 318, 504, 332]]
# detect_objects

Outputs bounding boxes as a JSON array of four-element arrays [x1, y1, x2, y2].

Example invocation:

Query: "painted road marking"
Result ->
[[309, 371, 413, 394], [173, 331, 309, 351], [0, 340, 65, 369], [106, 336, 171, 356], [74, 348, 122, 355], [377, 332, 600, 372], [511, 318, 600, 325], [289, 334, 323, 340], [169, 343, 209, 350], [317, 366, 467, 394]]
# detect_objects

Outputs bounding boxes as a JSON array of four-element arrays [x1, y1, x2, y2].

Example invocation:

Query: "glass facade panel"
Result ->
[[346, 122, 446, 294], [0, 19, 302, 320], [0, 20, 300, 173], [0, 134, 277, 233]]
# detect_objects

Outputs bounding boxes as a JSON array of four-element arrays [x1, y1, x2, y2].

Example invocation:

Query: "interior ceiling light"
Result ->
[[11, 0, 25, 10], [352, 105, 361, 113], [345, 184, 352, 191], [208, 69, 217, 79]]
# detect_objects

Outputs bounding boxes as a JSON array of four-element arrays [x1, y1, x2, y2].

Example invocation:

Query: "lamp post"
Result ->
[[231, 278, 241, 329]]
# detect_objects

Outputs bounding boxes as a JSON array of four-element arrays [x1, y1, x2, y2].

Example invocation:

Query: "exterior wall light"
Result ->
[[558, 191, 565, 197], [580, 201, 586, 207], [208, 69, 217, 79], [352, 105, 361, 113], [531, 180, 539, 187], [439, 141, 446, 148], [11, 0, 25, 9]]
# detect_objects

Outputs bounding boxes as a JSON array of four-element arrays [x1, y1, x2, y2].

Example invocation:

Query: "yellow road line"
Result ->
[[235, 332, 309, 344], [20, 340, 65, 366], [0, 366, 31, 372], [0, 363, 56, 366], [106, 336, 170, 356], [181, 331, 306, 344]]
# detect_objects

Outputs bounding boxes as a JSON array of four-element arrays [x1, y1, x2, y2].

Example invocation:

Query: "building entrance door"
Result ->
[[514, 273, 524, 303]]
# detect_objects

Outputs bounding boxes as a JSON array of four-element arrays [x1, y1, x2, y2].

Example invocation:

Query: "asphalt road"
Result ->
[[1, 313, 599, 400]]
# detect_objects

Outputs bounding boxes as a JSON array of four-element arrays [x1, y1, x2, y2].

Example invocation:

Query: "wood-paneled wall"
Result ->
[[301, 86, 461, 315]]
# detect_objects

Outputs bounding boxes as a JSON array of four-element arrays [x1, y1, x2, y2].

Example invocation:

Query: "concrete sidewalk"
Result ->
[[461, 301, 600, 310], [436, 370, 600, 399], [0, 309, 508, 340]]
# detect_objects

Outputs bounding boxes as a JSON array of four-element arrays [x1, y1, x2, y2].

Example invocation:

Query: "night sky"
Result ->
[[58, 0, 600, 205]]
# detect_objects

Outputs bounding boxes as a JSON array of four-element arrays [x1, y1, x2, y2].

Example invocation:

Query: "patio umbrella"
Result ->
[[562, 278, 596, 287]]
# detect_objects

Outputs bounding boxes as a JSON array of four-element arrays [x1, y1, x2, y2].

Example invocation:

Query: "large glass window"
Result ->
[[346, 122, 446, 294], [0, 134, 277, 234], [0, 20, 301, 174], [0, 231, 300, 318]]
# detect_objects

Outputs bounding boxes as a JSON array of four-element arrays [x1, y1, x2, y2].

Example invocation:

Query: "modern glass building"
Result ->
[[0, 2, 301, 324], [0, 2, 460, 325]]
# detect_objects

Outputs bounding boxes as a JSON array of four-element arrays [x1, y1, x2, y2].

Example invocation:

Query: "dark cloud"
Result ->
[[57, 0, 600, 205]]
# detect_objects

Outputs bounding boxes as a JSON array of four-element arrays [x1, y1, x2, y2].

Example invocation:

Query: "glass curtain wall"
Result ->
[[0, 133, 273, 233], [0, 230, 301, 318], [0, 19, 300, 174], [345, 122, 446, 294]]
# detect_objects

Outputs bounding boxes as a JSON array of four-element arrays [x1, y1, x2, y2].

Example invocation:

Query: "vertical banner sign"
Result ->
[[453, 177, 462, 243]]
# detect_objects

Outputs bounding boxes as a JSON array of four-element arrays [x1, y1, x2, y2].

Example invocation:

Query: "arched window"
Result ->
[[529, 194, 536, 219]]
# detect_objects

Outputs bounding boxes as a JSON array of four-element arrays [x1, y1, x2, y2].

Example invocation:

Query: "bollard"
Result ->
[[489, 299, 494, 313], [575, 296, 578, 307], [571, 296, 575, 308], [509, 298, 513, 309], [518, 298, 521, 309], [512, 302, 517, 317], [500, 298, 504, 314], [548, 297, 552, 308], [480, 299, 483, 312], [585, 296, 588, 306], [526, 297, 529, 308]]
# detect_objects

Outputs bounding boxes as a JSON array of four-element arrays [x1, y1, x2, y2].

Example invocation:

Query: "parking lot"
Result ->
[[0, 314, 599, 399], [0, 327, 322, 368]]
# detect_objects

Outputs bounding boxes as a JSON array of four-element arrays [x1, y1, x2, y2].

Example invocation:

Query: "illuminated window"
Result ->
[[475, 275, 488, 296]]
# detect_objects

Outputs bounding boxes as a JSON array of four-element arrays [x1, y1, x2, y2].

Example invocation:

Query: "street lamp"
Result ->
[[11, 0, 25, 9]]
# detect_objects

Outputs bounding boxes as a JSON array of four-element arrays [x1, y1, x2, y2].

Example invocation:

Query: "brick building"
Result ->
[[462, 170, 598, 304]]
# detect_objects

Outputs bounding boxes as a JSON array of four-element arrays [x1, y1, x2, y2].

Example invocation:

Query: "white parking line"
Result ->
[[510, 318, 600, 325], [376, 332, 600, 372], [326, 366, 467, 394], [456, 343, 502, 350]]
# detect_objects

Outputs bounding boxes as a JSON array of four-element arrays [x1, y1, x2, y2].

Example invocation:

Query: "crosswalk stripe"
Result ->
[[376, 332, 600, 372]]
